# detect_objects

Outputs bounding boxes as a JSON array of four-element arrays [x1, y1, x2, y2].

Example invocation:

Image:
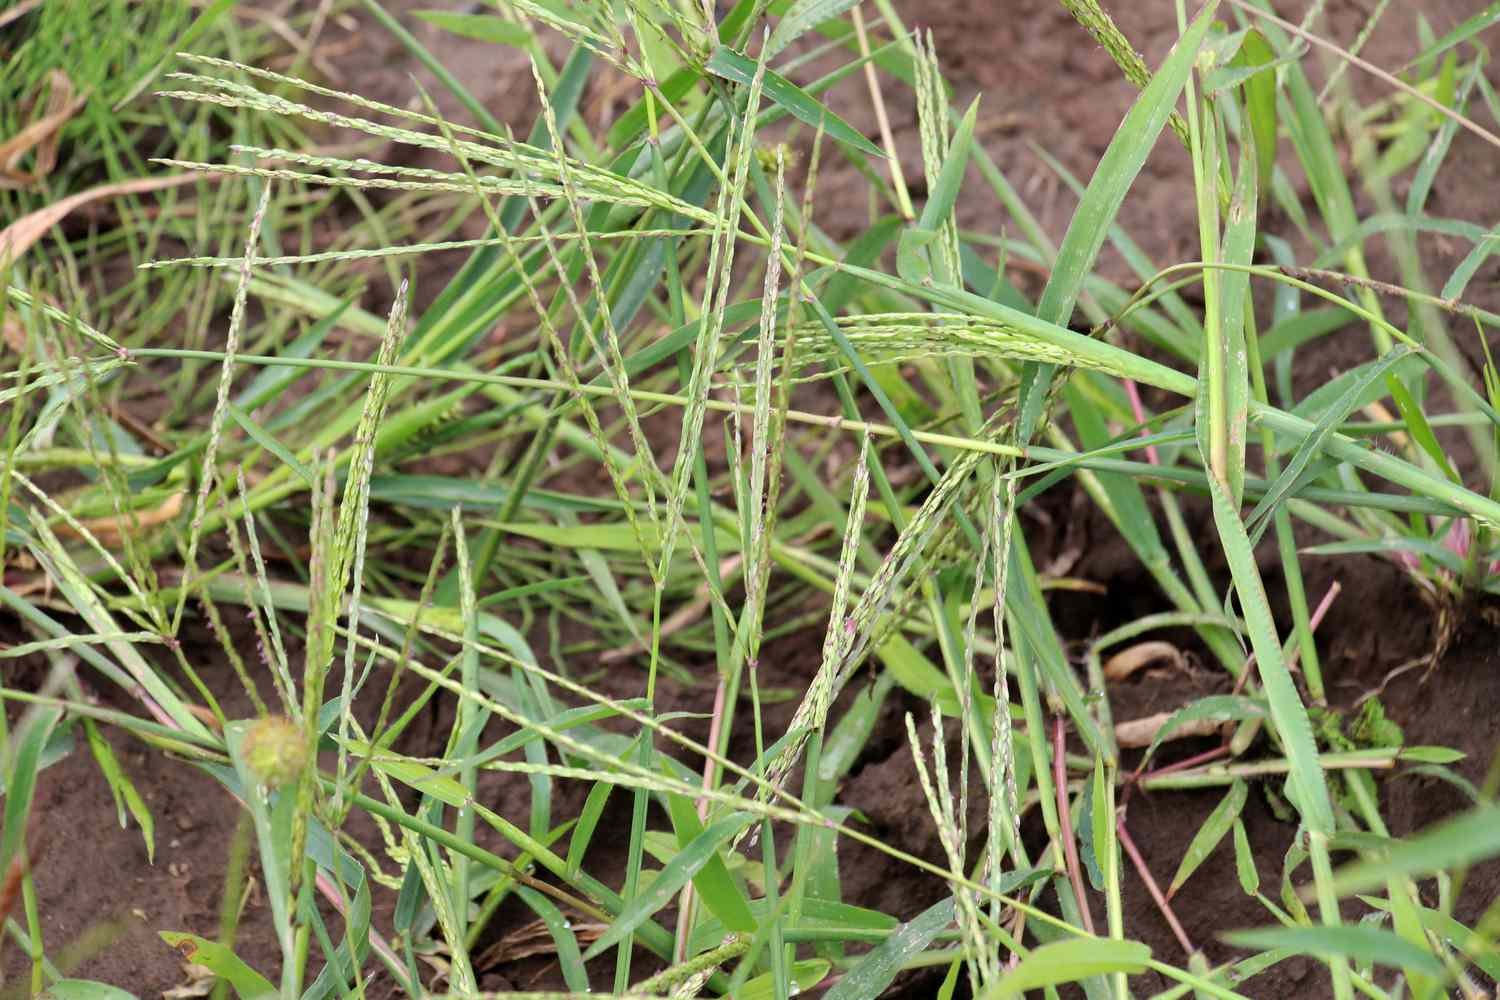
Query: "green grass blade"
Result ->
[[37, 982, 139, 1000], [226, 403, 314, 489], [1360, 894, 1500, 981], [705, 46, 883, 157], [1207, 475, 1333, 834], [1386, 373, 1460, 484], [566, 778, 615, 877], [823, 897, 955, 1000], [155, 933, 274, 999], [1328, 805, 1500, 897], [1016, 0, 1218, 438], [0, 708, 60, 878], [1144, 695, 1265, 763], [1221, 925, 1445, 978], [583, 811, 756, 961], [83, 719, 156, 864], [766, 0, 862, 57], [1235, 29, 1279, 191], [982, 938, 1151, 999], [1397, 1, 1500, 72], [1232, 819, 1259, 896], [1216, 134, 1259, 504], [664, 791, 756, 934], [1168, 779, 1248, 896], [514, 885, 591, 993], [1247, 348, 1415, 535], [738, 960, 832, 999], [412, 9, 531, 47]]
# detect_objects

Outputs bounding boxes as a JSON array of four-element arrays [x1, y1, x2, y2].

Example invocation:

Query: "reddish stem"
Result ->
[[1053, 716, 1096, 935], [1005, 910, 1027, 971], [676, 674, 730, 962], [1123, 379, 1161, 467], [1298, 580, 1342, 656], [316, 869, 403, 974], [1233, 579, 1342, 693], [1134, 744, 1231, 786], [1117, 815, 1196, 956], [0, 810, 51, 928], [0, 849, 29, 928]]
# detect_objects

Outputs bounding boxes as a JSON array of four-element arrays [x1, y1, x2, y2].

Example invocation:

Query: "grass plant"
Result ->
[[5, 0, 1500, 997]]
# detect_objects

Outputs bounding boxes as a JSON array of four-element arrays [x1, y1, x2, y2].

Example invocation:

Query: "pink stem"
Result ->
[[698, 676, 729, 821], [1300, 580, 1342, 647], [1053, 717, 1096, 935], [315, 869, 404, 977], [1135, 744, 1231, 785], [1123, 379, 1161, 467], [676, 674, 729, 962], [1117, 816, 1196, 955], [1233, 579, 1342, 692]]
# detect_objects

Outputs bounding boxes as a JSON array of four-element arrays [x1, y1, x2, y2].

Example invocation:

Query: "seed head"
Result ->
[[241, 716, 306, 788]]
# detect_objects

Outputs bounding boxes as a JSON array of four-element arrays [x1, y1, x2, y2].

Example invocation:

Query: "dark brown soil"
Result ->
[[11, 0, 1500, 997], [6, 631, 285, 993]]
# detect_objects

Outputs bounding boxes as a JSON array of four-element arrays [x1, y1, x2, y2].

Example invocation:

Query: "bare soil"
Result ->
[[11, 1, 1500, 997]]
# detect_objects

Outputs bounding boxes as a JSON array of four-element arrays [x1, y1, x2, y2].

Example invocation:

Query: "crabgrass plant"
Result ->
[[6, 0, 1500, 996]]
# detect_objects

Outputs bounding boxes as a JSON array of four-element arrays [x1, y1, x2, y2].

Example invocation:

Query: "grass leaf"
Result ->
[[1329, 805, 1500, 897], [1398, 1, 1500, 76], [38, 982, 140, 1000], [583, 811, 756, 960], [705, 46, 883, 157], [738, 960, 833, 999], [766, 0, 861, 56], [1234, 29, 1279, 191], [156, 932, 275, 999], [567, 778, 615, 876], [1386, 374, 1460, 484], [83, 719, 156, 863], [1017, 0, 1218, 437], [1207, 475, 1333, 834], [823, 897, 955, 1000], [1232, 819, 1259, 896], [1169, 779, 1248, 896], [983, 938, 1151, 998], [0, 707, 60, 877], [411, 9, 531, 47], [665, 792, 757, 934], [1222, 925, 1446, 978], [1145, 695, 1265, 763], [1247, 348, 1415, 536]]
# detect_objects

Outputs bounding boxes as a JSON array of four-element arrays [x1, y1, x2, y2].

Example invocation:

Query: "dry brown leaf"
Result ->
[[161, 961, 215, 1000], [55, 490, 185, 547], [0, 71, 87, 188], [477, 918, 607, 968], [1362, 399, 1409, 452], [1, 574, 51, 600], [0, 171, 220, 264], [1114, 712, 1223, 749], [1103, 640, 1185, 683], [0, 0, 43, 29], [2, 313, 24, 353], [1037, 576, 1107, 594]]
